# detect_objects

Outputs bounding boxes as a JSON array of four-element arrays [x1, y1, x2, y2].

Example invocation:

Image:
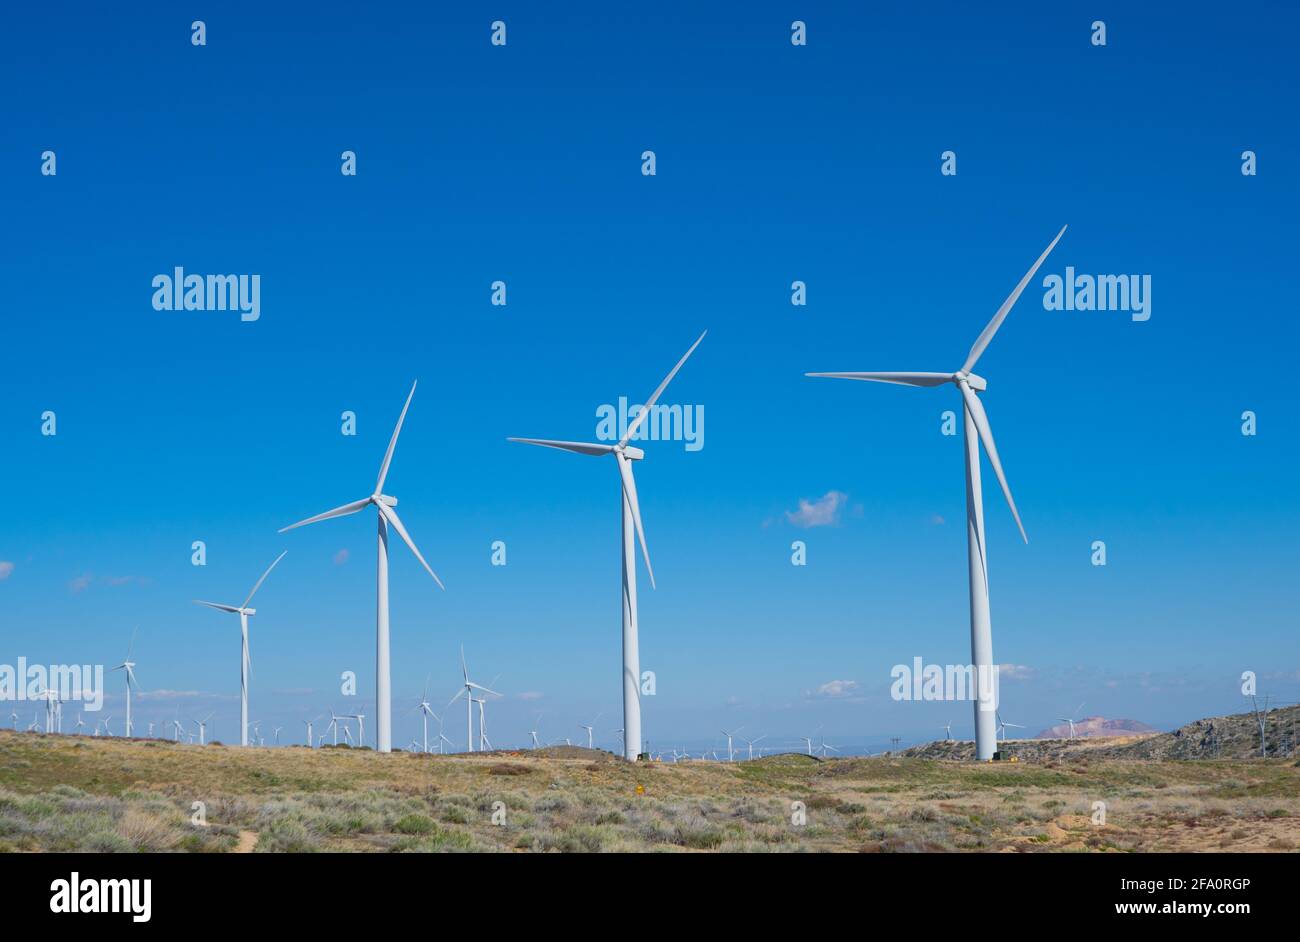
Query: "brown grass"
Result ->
[[0, 730, 1297, 852]]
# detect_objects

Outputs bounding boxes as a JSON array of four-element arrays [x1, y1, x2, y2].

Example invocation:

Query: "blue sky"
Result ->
[[1, 2, 1297, 753]]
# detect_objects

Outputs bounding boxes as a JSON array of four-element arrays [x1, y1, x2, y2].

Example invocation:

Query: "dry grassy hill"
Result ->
[[1, 728, 1297, 853], [907, 705, 1300, 762]]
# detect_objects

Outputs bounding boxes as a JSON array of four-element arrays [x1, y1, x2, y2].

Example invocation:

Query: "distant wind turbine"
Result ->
[[196, 712, 214, 746], [509, 331, 707, 761], [112, 626, 141, 737], [279, 381, 445, 753], [447, 646, 499, 752], [807, 227, 1067, 761], [721, 726, 743, 763], [193, 550, 287, 746]]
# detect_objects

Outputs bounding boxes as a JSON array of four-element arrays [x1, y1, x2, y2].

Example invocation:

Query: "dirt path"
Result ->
[[234, 830, 258, 853]]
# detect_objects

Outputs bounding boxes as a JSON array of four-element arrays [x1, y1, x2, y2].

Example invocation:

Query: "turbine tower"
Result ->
[[193, 550, 287, 746], [447, 646, 499, 753], [280, 381, 445, 753], [112, 627, 140, 737], [509, 331, 707, 760], [807, 227, 1066, 761]]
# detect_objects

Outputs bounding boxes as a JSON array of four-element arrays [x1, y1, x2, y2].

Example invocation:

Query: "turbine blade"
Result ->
[[193, 600, 241, 614], [279, 498, 370, 533], [620, 331, 707, 447], [805, 371, 951, 387], [377, 503, 445, 590], [959, 382, 1027, 543], [507, 437, 615, 457], [126, 625, 139, 660], [446, 689, 466, 709], [377, 380, 417, 493], [243, 550, 288, 608], [468, 683, 501, 697], [963, 225, 1067, 373], [460, 645, 468, 684], [616, 452, 655, 589]]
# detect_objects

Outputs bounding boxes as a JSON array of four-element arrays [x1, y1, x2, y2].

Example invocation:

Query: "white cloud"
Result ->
[[785, 490, 848, 528], [68, 574, 92, 594], [0, 561, 13, 581], [516, 691, 544, 701], [807, 679, 860, 700], [333, 549, 350, 566], [998, 664, 1035, 681]]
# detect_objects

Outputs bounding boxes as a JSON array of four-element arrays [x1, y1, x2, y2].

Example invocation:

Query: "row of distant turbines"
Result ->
[[25, 228, 1067, 763]]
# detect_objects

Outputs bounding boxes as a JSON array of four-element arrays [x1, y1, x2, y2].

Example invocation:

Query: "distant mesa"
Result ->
[[1035, 716, 1156, 739]]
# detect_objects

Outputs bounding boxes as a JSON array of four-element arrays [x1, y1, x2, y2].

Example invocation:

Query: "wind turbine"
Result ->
[[447, 646, 499, 753], [807, 226, 1066, 761], [529, 713, 543, 749], [1057, 703, 1085, 740], [8, 712, 16, 730], [326, 710, 341, 746], [112, 627, 140, 737], [740, 734, 765, 761], [193, 550, 287, 747], [279, 381, 445, 753], [800, 736, 814, 755], [273, 726, 283, 746], [721, 727, 743, 763], [579, 712, 602, 749], [303, 714, 322, 748], [509, 331, 707, 761], [944, 721, 953, 742], [996, 711, 1024, 742], [473, 697, 492, 751], [196, 712, 214, 746], [74, 713, 86, 734], [103, 714, 114, 737], [410, 677, 439, 753]]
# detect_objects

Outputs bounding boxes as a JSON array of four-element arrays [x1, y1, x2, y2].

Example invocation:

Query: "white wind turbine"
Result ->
[[103, 714, 114, 736], [193, 550, 287, 747], [473, 697, 492, 751], [447, 646, 499, 753], [944, 721, 953, 742], [303, 714, 322, 748], [807, 227, 1066, 762], [721, 726, 743, 763], [112, 627, 141, 737], [195, 712, 214, 746], [326, 710, 342, 746], [8, 712, 16, 730], [74, 713, 85, 734], [409, 677, 439, 753], [510, 331, 707, 761], [280, 381, 445, 754], [579, 712, 602, 750], [800, 736, 814, 755], [529, 713, 543, 749], [740, 734, 765, 761], [273, 726, 283, 746], [996, 712, 1025, 743], [1057, 703, 1085, 740]]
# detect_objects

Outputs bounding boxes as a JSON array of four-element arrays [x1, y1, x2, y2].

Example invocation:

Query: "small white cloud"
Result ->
[[998, 664, 1034, 681], [138, 689, 205, 700], [333, 549, 350, 566], [930, 514, 945, 526], [785, 490, 848, 528], [516, 691, 544, 701], [68, 574, 92, 594], [807, 679, 860, 699], [0, 561, 13, 581]]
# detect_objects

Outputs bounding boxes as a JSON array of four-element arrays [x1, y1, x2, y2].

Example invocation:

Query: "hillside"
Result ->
[[0, 728, 1297, 853], [1036, 717, 1157, 739], [907, 704, 1300, 762]]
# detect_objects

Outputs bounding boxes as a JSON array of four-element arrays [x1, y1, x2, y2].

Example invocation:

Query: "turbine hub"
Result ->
[[620, 445, 645, 461], [374, 494, 398, 506]]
